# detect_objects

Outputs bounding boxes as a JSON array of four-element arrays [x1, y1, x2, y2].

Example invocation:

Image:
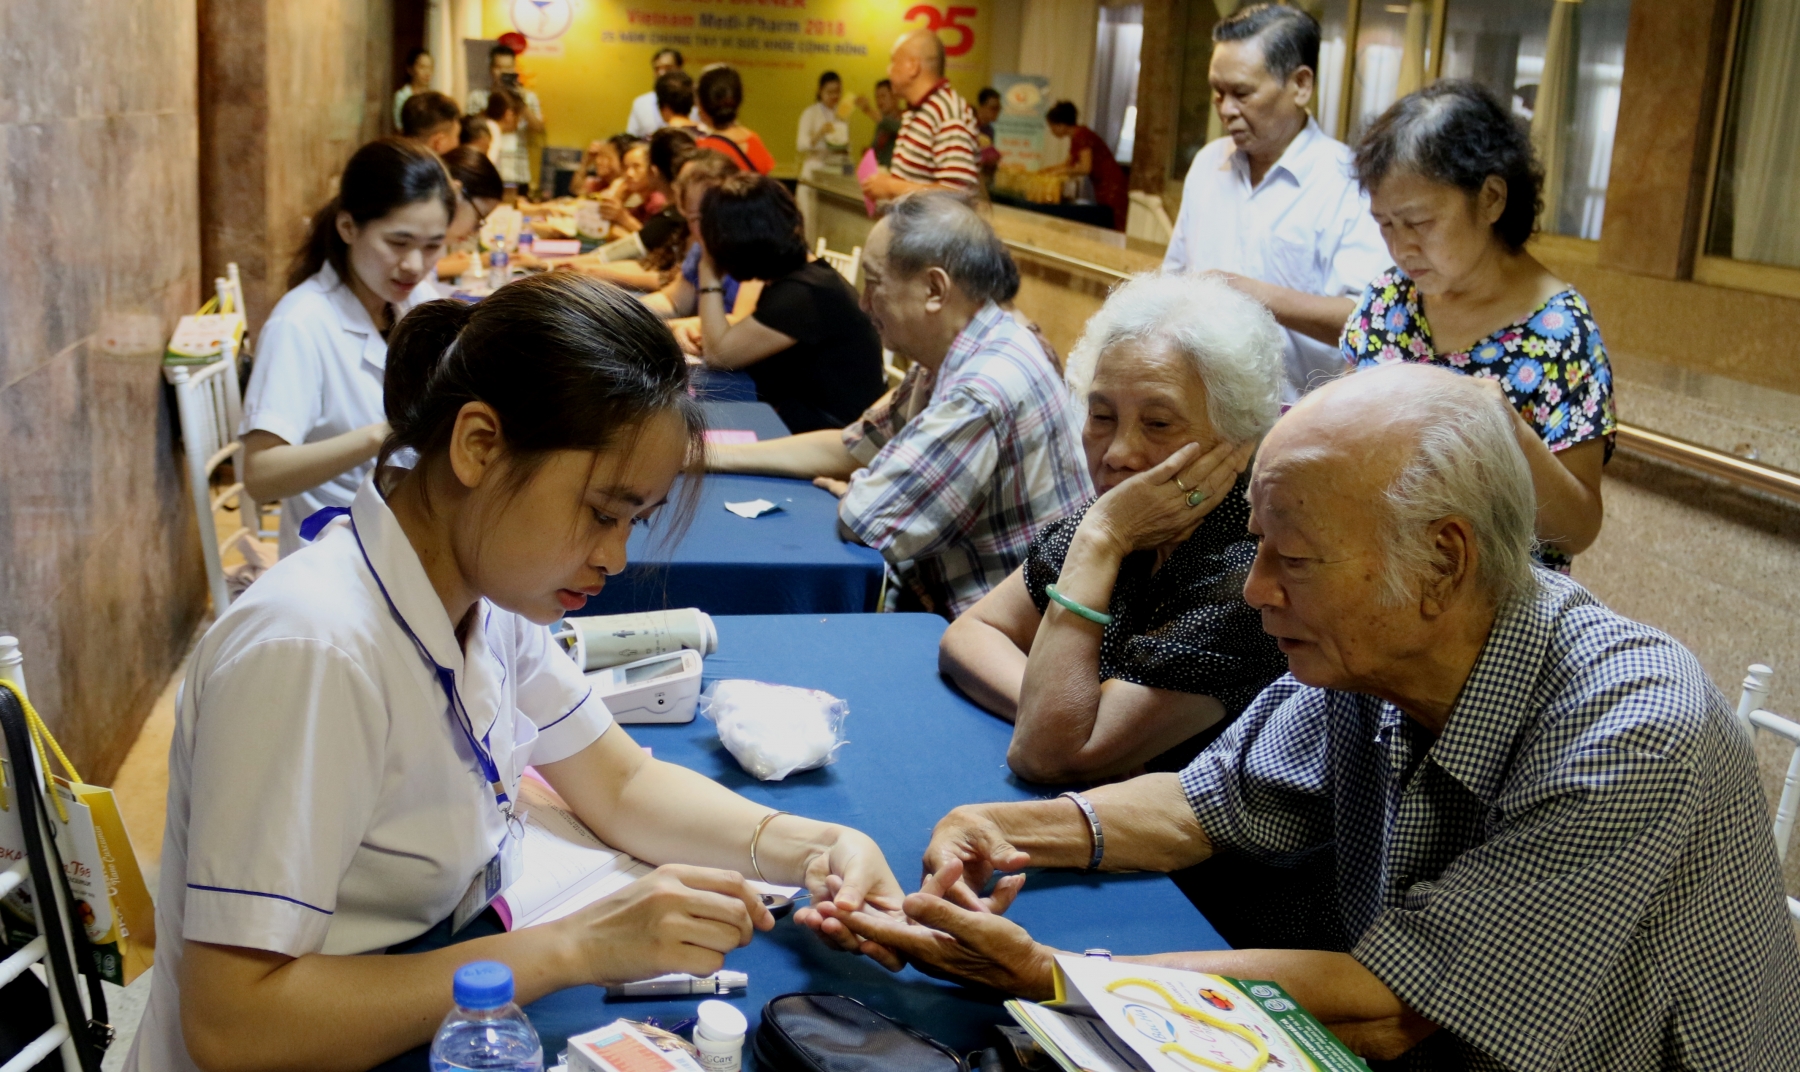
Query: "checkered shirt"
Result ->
[[1181, 569, 1800, 1070], [838, 303, 1091, 617]]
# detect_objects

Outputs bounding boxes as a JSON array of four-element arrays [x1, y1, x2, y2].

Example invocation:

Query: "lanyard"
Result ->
[[306, 505, 512, 814]]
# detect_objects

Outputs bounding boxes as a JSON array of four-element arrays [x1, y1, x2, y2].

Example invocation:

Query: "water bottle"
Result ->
[[487, 247, 509, 290], [429, 962, 543, 1072], [517, 220, 534, 258]]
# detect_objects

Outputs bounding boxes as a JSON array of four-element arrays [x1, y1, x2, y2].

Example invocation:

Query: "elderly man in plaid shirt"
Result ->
[[826, 364, 1800, 1070], [709, 192, 1091, 616]]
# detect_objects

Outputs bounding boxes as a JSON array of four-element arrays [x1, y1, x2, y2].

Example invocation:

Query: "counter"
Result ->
[[803, 172, 1162, 357]]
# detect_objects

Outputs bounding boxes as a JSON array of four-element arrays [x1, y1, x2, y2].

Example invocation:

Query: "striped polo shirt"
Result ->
[[891, 80, 981, 192]]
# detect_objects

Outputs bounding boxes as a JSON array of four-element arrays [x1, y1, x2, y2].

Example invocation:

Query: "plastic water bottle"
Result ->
[[429, 962, 543, 1072], [517, 220, 534, 257], [487, 247, 509, 290]]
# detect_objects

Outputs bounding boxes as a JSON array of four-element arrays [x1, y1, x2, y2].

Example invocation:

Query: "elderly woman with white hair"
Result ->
[[939, 274, 1289, 784]]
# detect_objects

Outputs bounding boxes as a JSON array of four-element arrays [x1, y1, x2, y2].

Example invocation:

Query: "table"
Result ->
[[574, 474, 886, 616], [701, 400, 789, 442], [531, 613, 1226, 1065], [691, 366, 759, 403]]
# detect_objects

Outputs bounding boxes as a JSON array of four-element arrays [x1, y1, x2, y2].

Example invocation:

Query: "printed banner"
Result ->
[[991, 73, 1050, 170]]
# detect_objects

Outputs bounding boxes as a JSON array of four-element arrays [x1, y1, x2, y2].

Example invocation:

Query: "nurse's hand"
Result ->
[[792, 826, 907, 968], [561, 863, 774, 985]]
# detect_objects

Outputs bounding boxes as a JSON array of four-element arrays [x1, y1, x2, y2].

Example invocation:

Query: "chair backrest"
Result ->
[[1736, 663, 1800, 921], [813, 236, 862, 286], [166, 351, 248, 614]]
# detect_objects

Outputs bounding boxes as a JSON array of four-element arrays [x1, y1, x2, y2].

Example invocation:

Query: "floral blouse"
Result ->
[[1340, 267, 1617, 570]]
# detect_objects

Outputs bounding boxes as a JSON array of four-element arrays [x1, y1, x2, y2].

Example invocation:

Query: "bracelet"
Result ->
[[748, 810, 789, 883], [698, 285, 725, 294], [1061, 791, 1104, 871], [1045, 584, 1113, 626]]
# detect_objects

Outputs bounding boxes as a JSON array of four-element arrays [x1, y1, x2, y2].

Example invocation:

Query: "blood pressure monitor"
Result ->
[[587, 648, 704, 724]]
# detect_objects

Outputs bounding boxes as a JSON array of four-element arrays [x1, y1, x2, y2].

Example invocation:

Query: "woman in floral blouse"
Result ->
[[1341, 81, 1614, 570]]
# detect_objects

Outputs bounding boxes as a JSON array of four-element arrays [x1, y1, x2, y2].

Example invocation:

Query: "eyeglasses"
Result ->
[[1102, 977, 1270, 1072]]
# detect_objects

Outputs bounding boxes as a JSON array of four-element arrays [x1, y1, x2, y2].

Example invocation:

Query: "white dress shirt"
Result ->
[[627, 89, 663, 137], [1163, 118, 1388, 399], [124, 480, 613, 1072], [240, 262, 436, 557]]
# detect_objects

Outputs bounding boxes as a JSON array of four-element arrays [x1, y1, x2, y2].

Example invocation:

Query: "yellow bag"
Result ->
[[0, 680, 155, 984]]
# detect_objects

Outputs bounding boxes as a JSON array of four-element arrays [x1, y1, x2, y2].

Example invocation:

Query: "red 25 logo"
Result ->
[[906, 5, 978, 57]]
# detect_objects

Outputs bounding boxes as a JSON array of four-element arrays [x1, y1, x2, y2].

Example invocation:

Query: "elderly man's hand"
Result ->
[[1084, 439, 1257, 557], [921, 806, 1032, 913], [860, 170, 912, 202], [813, 476, 850, 497], [831, 860, 1059, 1000]]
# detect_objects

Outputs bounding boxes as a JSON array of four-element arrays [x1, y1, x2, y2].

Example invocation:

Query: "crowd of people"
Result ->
[[127, 6, 1800, 1072]]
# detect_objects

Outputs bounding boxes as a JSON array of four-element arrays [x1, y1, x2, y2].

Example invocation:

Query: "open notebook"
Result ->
[[496, 774, 799, 930]]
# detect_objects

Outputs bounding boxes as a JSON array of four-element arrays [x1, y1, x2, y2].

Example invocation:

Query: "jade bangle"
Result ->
[[1045, 583, 1113, 626]]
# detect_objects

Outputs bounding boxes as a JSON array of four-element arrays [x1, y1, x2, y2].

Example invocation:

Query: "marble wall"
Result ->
[[202, 0, 394, 334], [0, 0, 207, 781]]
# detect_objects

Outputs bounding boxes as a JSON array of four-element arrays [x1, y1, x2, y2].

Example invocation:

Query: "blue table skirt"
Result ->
[[377, 614, 1225, 1070], [690, 366, 758, 403], [575, 474, 885, 616], [701, 400, 790, 442]]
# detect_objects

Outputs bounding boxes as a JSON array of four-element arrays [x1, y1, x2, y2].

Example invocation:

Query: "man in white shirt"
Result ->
[[627, 48, 685, 137], [466, 44, 544, 190], [1164, 3, 1388, 399]]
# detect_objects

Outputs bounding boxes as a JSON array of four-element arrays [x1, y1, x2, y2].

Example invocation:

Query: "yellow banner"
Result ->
[[484, 0, 992, 175]]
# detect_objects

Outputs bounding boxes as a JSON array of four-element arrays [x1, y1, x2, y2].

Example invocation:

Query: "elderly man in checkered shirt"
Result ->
[[827, 363, 1800, 1069]]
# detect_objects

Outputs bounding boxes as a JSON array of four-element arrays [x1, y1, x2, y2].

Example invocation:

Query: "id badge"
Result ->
[[450, 815, 525, 933]]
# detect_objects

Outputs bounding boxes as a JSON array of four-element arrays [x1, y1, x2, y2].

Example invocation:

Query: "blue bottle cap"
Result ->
[[452, 961, 515, 1010]]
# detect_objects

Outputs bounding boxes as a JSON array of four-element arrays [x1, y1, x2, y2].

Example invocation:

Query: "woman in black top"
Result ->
[[694, 172, 885, 433], [939, 273, 1289, 783]]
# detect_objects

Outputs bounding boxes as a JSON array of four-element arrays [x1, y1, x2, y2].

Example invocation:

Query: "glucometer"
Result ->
[[585, 648, 704, 724]]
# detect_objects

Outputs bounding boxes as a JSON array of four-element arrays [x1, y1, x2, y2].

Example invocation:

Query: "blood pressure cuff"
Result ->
[[753, 993, 968, 1072]]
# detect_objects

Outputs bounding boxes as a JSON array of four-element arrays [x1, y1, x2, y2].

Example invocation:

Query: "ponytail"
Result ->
[[381, 274, 704, 515], [289, 137, 456, 290]]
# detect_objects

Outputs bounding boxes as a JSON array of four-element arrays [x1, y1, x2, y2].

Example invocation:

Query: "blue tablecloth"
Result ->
[[536, 613, 1225, 1064], [575, 474, 885, 615], [702, 400, 790, 441], [691, 366, 759, 402]]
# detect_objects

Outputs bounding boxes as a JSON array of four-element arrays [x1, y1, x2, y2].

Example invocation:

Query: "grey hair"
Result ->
[[881, 192, 1019, 305], [1063, 273, 1284, 443], [1366, 366, 1538, 608]]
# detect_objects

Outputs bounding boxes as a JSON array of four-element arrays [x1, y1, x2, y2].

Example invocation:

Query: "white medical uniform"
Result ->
[[1163, 118, 1389, 400], [124, 480, 613, 1072], [240, 262, 437, 557]]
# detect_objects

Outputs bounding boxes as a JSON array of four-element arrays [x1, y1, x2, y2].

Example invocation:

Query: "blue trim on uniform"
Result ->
[[187, 883, 334, 915], [537, 688, 594, 734]]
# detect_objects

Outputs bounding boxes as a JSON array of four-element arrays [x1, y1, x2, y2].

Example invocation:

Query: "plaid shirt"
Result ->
[[839, 303, 1091, 617], [1182, 570, 1800, 1070]]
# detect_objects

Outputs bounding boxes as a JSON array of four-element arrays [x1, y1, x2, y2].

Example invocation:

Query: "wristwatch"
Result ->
[[697, 285, 725, 294]]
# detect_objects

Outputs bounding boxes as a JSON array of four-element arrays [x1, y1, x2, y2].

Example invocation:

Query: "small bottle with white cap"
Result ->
[[692, 999, 747, 1072]]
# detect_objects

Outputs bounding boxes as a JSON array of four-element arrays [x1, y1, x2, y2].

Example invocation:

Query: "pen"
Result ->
[[606, 971, 748, 997]]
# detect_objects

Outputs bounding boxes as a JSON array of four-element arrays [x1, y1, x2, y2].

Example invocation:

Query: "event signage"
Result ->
[[990, 73, 1050, 170]]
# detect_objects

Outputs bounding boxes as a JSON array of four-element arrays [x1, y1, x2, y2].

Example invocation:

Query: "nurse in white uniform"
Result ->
[[241, 137, 454, 557], [129, 273, 903, 1072]]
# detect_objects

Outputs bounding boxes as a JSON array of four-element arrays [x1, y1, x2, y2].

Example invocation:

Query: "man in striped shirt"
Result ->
[[861, 30, 982, 200]]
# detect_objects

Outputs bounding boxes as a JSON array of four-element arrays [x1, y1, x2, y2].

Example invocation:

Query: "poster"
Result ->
[[486, 0, 993, 176], [991, 73, 1050, 170]]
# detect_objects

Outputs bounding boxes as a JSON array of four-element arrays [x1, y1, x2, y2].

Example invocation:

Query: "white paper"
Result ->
[[724, 498, 781, 519]]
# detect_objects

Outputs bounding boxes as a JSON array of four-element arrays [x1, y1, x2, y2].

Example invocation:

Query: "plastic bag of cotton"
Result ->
[[698, 679, 849, 781]]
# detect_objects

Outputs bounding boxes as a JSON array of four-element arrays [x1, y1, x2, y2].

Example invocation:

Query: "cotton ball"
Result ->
[[702, 680, 849, 781]]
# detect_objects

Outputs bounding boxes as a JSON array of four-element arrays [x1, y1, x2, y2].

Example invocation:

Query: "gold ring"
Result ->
[[1173, 477, 1191, 492], [1186, 489, 1208, 508]]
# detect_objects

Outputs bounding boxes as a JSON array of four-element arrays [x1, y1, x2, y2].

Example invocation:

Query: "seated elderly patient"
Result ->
[[940, 274, 1287, 782], [708, 192, 1092, 616], [694, 173, 886, 433], [827, 363, 1800, 1069]]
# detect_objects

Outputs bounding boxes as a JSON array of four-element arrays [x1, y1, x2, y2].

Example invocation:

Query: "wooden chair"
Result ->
[[166, 343, 248, 614], [0, 637, 110, 1071], [1735, 663, 1800, 921], [813, 237, 862, 286]]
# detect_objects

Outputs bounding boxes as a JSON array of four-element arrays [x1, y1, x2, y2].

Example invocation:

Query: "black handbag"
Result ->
[[753, 993, 969, 1072]]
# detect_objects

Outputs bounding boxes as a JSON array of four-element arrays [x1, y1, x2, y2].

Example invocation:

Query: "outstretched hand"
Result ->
[[920, 805, 1033, 912]]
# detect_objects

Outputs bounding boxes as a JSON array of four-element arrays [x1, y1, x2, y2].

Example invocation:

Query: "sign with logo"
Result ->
[[991, 73, 1050, 170]]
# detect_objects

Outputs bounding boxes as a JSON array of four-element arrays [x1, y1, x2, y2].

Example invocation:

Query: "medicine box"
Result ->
[[567, 1020, 703, 1072]]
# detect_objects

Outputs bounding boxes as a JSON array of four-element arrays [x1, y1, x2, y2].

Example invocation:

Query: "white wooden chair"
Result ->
[[1735, 663, 1800, 921], [166, 343, 249, 615], [814, 237, 862, 286], [0, 636, 108, 1071]]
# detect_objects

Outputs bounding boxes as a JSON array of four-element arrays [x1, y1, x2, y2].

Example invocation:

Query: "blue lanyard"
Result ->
[[308, 506, 512, 813]]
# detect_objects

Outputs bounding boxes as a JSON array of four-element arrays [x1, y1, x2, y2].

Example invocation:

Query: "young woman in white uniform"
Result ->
[[128, 274, 903, 1072], [241, 138, 453, 557]]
